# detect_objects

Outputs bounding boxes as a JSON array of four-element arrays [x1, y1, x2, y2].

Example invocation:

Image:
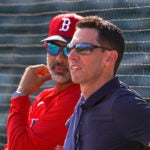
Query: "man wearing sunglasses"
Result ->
[[64, 16, 150, 150], [4, 13, 83, 150]]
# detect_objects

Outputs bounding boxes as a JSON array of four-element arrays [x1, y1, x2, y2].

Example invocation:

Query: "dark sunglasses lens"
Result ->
[[67, 43, 93, 55], [47, 43, 59, 56], [63, 47, 68, 57], [76, 43, 92, 55]]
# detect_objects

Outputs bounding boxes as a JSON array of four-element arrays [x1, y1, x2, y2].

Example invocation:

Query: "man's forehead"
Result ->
[[50, 40, 67, 46], [71, 28, 98, 43]]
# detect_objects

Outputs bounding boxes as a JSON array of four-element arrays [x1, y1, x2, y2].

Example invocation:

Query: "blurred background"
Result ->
[[0, 0, 150, 149]]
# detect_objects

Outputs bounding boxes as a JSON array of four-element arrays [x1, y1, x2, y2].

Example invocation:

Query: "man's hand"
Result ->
[[17, 64, 51, 95]]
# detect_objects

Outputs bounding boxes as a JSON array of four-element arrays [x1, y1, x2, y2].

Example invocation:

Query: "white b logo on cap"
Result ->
[[59, 18, 71, 32]]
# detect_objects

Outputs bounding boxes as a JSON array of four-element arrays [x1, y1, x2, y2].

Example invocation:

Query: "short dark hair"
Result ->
[[76, 16, 125, 75]]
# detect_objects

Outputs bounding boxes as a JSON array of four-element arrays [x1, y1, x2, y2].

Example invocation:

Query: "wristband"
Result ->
[[11, 91, 26, 98]]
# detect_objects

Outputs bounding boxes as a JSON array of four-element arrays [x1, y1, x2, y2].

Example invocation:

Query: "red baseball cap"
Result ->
[[41, 13, 83, 43]]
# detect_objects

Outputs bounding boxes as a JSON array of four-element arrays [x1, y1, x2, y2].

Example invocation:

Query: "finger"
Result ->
[[35, 65, 50, 76], [40, 74, 52, 82], [37, 68, 50, 76]]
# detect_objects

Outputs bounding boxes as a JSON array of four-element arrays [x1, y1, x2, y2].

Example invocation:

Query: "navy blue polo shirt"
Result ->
[[64, 77, 150, 150]]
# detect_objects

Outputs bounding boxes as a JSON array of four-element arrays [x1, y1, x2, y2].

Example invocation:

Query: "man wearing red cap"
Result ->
[[4, 13, 83, 150]]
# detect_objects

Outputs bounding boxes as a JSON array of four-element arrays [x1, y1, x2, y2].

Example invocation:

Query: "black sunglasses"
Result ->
[[67, 42, 112, 55], [46, 42, 68, 57]]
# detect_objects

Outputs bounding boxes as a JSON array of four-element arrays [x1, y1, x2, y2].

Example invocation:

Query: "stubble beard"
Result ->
[[48, 62, 71, 83]]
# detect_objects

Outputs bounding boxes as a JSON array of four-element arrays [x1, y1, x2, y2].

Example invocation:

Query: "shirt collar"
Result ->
[[80, 76, 120, 110]]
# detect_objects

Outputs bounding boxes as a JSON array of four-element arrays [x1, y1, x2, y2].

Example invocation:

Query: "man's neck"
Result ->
[[81, 76, 114, 100], [55, 81, 74, 92]]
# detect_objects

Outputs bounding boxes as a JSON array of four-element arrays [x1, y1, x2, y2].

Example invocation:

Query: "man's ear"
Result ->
[[105, 50, 118, 66]]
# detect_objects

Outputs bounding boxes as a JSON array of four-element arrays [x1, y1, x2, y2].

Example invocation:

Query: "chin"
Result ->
[[72, 78, 80, 84], [52, 74, 71, 83]]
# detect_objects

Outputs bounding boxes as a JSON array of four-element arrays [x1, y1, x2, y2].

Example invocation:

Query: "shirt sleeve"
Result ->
[[6, 96, 44, 150], [6, 85, 80, 150], [112, 95, 150, 146], [6, 96, 64, 150]]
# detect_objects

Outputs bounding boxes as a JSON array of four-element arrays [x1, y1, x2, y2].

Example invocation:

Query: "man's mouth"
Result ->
[[54, 66, 66, 74], [71, 65, 81, 71]]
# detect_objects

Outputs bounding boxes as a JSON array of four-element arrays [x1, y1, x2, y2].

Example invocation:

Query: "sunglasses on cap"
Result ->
[[67, 42, 112, 55], [46, 42, 68, 57]]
